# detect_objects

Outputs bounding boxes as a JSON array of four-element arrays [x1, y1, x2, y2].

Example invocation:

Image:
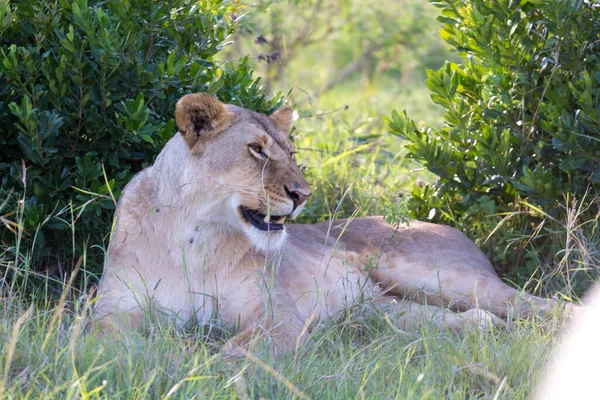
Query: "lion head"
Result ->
[[173, 93, 311, 252]]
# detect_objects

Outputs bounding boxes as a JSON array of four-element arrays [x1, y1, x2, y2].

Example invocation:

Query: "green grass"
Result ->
[[0, 285, 567, 399]]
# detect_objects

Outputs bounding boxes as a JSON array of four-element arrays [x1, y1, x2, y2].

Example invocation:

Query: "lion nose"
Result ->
[[285, 185, 311, 210]]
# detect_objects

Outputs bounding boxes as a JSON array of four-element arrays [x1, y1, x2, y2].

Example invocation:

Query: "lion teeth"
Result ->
[[263, 215, 287, 224]]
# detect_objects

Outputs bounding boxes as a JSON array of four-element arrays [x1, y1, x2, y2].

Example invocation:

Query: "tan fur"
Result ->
[[175, 93, 233, 153], [269, 106, 294, 134], [92, 94, 561, 353]]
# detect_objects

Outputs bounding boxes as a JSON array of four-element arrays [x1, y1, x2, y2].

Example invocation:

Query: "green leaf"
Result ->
[[207, 77, 225, 95], [559, 156, 587, 171]]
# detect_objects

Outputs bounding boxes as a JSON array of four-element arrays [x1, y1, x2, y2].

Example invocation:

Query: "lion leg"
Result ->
[[222, 309, 307, 357], [89, 308, 145, 335], [221, 281, 307, 357], [374, 296, 504, 332], [479, 281, 560, 318], [374, 266, 561, 319], [89, 287, 149, 335], [342, 218, 565, 319], [433, 274, 561, 319]]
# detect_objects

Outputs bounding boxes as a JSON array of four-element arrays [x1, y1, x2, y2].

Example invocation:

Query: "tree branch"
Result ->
[[313, 41, 384, 98]]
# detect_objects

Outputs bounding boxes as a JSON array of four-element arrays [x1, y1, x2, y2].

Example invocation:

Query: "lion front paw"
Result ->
[[458, 308, 505, 331]]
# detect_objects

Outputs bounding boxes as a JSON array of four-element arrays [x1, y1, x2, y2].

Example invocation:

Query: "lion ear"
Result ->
[[269, 106, 294, 134], [175, 93, 232, 153]]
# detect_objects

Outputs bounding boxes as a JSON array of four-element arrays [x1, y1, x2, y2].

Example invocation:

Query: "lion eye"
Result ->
[[249, 144, 267, 158]]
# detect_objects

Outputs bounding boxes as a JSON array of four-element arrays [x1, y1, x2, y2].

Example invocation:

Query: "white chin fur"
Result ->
[[230, 195, 303, 253], [242, 225, 287, 253]]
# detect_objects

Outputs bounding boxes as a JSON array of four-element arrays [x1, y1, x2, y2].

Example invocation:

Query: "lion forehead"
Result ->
[[226, 105, 294, 153]]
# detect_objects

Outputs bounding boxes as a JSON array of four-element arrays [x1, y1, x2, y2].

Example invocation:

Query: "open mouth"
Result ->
[[239, 206, 287, 232]]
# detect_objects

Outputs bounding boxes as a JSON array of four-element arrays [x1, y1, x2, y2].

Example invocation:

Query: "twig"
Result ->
[[528, 48, 560, 137], [145, 34, 155, 63], [299, 105, 349, 119]]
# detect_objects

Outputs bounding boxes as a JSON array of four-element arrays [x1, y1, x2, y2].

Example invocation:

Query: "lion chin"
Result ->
[[236, 205, 290, 253]]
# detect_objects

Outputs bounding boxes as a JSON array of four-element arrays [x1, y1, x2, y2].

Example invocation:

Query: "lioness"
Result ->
[[92, 93, 560, 352]]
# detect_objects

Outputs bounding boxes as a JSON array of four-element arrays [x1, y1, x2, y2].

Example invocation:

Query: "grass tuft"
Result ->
[[0, 288, 568, 398]]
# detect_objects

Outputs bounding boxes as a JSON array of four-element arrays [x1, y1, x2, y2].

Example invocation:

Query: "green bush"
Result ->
[[0, 0, 279, 276], [387, 0, 599, 285]]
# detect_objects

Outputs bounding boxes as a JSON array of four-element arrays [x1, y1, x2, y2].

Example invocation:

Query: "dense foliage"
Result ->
[[388, 0, 600, 284], [0, 0, 280, 274]]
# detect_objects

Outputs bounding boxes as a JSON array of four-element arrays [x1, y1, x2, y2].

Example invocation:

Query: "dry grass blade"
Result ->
[[320, 143, 373, 167], [1, 303, 34, 397], [41, 256, 82, 351], [164, 352, 222, 398], [241, 349, 311, 400], [493, 376, 509, 400], [0, 214, 25, 236]]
